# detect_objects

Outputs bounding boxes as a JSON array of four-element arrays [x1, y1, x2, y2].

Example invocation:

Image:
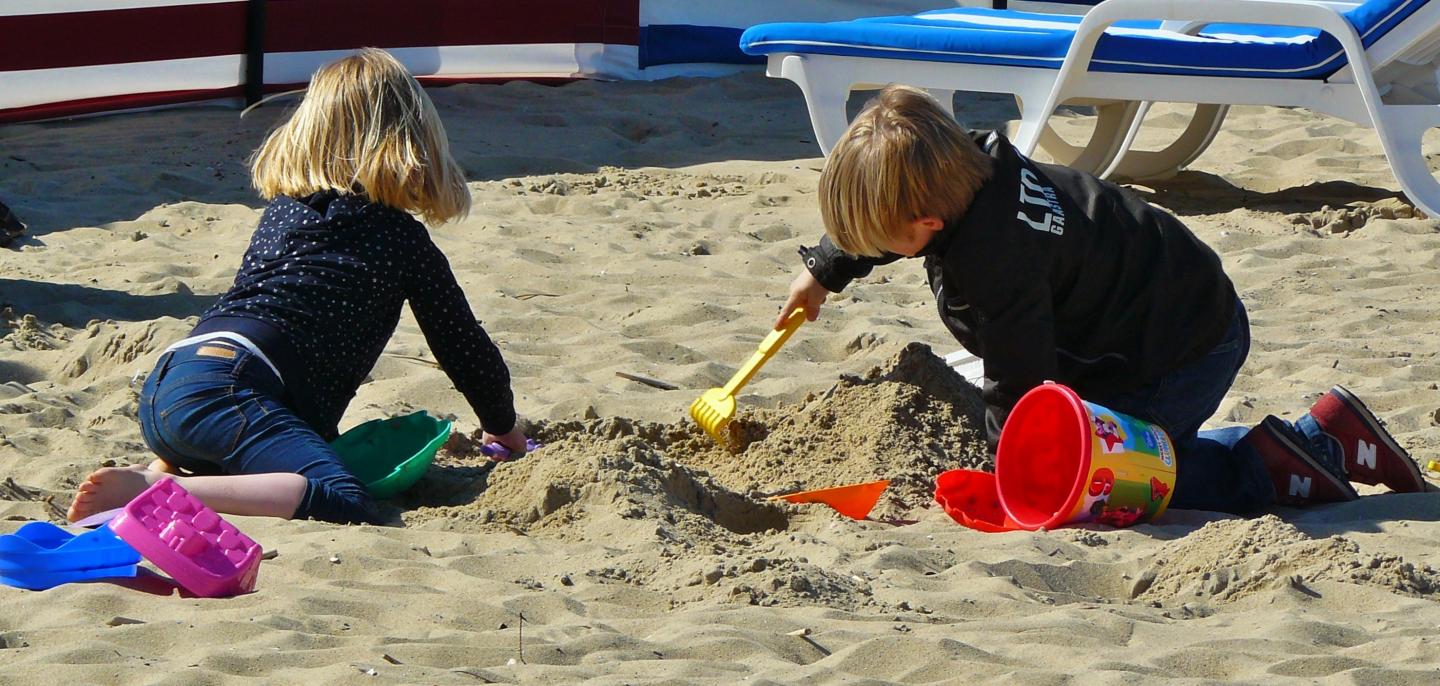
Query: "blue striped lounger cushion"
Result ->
[[740, 0, 1429, 80]]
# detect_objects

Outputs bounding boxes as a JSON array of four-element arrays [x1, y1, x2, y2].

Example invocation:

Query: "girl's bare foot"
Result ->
[[147, 458, 179, 474], [67, 465, 165, 522]]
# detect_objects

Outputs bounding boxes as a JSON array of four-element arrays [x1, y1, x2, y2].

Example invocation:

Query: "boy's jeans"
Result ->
[[137, 341, 380, 524], [1089, 298, 1277, 513]]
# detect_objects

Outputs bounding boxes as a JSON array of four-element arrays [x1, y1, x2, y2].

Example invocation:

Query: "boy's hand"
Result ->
[[484, 428, 530, 457], [777, 270, 831, 329]]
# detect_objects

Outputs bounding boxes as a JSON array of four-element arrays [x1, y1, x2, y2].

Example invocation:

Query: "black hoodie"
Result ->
[[800, 132, 1235, 449]]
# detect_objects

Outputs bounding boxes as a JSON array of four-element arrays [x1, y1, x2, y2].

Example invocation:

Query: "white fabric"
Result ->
[[264, 44, 601, 83], [164, 332, 285, 385], [1, 56, 242, 111], [0, 0, 238, 17]]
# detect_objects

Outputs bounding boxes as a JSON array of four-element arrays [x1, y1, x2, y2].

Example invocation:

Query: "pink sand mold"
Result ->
[[109, 478, 262, 597]]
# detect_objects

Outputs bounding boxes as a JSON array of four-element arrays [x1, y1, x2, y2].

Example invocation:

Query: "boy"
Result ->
[[777, 85, 1426, 513]]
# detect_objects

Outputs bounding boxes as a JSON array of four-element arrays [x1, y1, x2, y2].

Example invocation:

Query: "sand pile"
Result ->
[[405, 425, 790, 541], [1133, 515, 1440, 606], [3, 311, 59, 352], [403, 343, 987, 538], [388, 344, 988, 611], [672, 342, 989, 519], [1285, 197, 1426, 234], [401, 416, 894, 610]]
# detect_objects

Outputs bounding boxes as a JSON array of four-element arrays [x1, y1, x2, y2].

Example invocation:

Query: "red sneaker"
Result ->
[[1307, 386, 1426, 493], [1245, 416, 1359, 506]]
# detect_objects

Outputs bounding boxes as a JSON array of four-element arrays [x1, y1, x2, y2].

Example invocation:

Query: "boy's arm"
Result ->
[[973, 287, 1058, 452], [799, 235, 902, 292]]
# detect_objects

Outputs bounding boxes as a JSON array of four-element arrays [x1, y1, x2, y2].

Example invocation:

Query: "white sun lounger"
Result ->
[[945, 350, 988, 386], [740, 0, 1440, 216]]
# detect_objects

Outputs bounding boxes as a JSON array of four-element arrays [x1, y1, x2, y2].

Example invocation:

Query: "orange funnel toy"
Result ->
[[772, 480, 889, 520]]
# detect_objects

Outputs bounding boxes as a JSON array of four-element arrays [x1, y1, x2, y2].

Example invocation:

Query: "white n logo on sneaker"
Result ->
[[1356, 441, 1377, 469], [1289, 474, 1313, 499]]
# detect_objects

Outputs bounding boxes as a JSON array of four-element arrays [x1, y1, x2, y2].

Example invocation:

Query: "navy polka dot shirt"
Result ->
[[192, 191, 516, 439]]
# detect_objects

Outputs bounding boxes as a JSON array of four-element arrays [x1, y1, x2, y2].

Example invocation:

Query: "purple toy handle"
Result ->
[[479, 438, 543, 462]]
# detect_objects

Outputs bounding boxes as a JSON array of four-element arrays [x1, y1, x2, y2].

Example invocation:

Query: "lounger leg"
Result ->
[[773, 55, 854, 156], [1078, 101, 1140, 179], [1030, 101, 1141, 175], [1036, 123, 1086, 165], [1011, 85, 1067, 157], [1372, 104, 1440, 217], [1097, 101, 1153, 180], [1106, 104, 1230, 181]]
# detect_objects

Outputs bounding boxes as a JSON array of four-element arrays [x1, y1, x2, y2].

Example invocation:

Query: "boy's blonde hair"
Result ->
[[250, 48, 470, 224], [819, 85, 994, 257]]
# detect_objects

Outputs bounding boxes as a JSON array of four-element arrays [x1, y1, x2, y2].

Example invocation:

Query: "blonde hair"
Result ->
[[819, 85, 994, 257], [250, 48, 470, 224]]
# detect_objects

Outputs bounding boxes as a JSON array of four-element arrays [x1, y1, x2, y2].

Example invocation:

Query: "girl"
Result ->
[[68, 48, 529, 525]]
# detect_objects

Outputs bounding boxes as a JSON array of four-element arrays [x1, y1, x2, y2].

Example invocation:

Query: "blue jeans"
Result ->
[[1089, 298, 1276, 513], [137, 341, 380, 524]]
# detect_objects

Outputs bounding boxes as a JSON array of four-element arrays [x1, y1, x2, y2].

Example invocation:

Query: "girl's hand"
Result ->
[[777, 269, 831, 329], [484, 428, 530, 457]]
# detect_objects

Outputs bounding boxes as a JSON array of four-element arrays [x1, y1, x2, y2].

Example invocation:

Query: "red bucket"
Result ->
[[936, 383, 1176, 531]]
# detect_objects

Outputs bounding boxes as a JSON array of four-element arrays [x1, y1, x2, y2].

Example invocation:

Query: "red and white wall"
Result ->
[[3, 0, 249, 122], [1, 0, 1091, 123], [1, 0, 639, 122]]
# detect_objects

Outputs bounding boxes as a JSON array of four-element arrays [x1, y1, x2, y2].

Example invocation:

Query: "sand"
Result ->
[[3, 73, 1440, 684]]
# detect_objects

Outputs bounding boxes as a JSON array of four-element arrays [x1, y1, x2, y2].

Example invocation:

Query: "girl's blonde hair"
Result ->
[[819, 85, 994, 257], [250, 48, 470, 224]]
